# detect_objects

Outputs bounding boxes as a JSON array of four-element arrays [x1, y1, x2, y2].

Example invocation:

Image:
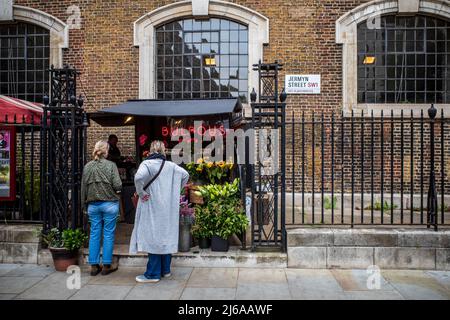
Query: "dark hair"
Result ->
[[0, 132, 4, 138], [108, 134, 118, 141]]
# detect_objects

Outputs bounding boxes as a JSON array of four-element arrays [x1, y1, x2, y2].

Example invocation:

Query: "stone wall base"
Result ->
[[0, 224, 42, 264], [287, 228, 450, 270]]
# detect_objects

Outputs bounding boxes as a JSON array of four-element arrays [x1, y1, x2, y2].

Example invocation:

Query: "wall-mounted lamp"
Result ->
[[124, 116, 133, 124], [363, 56, 376, 65]]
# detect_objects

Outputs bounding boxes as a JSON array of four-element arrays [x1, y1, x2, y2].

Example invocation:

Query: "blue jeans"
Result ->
[[144, 254, 172, 280], [87, 201, 119, 265]]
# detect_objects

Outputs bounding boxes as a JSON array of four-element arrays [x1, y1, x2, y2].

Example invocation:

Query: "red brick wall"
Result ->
[[13, 0, 372, 157]]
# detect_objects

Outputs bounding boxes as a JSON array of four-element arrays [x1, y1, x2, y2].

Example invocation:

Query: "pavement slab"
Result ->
[[330, 269, 396, 291], [238, 268, 287, 284], [0, 264, 19, 276], [424, 271, 450, 291], [126, 280, 185, 300], [181, 287, 236, 300], [187, 268, 238, 288], [15, 270, 90, 300], [344, 290, 405, 300], [3, 264, 55, 278], [88, 268, 141, 286], [0, 276, 43, 294], [382, 270, 450, 300], [0, 294, 18, 300], [236, 283, 292, 300], [70, 284, 133, 300], [286, 269, 346, 300]]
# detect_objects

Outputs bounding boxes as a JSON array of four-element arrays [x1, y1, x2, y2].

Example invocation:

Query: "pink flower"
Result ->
[[139, 134, 148, 146]]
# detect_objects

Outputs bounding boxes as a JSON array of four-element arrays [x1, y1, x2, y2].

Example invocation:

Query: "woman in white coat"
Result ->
[[130, 140, 189, 283]]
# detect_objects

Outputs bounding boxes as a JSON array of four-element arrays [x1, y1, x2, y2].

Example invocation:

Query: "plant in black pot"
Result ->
[[192, 204, 215, 249], [198, 179, 248, 252], [42, 228, 88, 272], [179, 195, 195, 252]]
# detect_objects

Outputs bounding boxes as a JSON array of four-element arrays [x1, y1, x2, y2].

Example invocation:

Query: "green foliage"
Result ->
[[192, 204, 215, 239], [42, 228, 63, 248], [42, 228, 88, 251], [23, 171, 40, 214], [365, 201, 398, 211], [324, 196, 337, 210], [197, 178, 240, 202], [193, 178, 249, 241]]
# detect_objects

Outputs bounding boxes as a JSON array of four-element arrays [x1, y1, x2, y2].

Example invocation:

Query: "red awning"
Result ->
[[0, 95, 44, 125]]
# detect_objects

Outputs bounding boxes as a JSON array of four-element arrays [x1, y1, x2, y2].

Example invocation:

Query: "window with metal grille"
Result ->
[[155, 18, 249, 102], [357, 15, 450, 104], [0, 22, 50, 103]]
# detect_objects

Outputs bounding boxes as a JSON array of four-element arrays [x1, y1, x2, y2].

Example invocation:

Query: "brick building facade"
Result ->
[[1, 0, 449, 198]]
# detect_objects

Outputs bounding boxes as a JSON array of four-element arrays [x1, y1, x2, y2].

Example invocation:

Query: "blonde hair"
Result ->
[[149, 140, 166, 156], [92, 140, 109, 160]]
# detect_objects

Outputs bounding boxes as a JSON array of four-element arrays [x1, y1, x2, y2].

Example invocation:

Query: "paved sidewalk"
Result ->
[[0, 264, 449, 300]]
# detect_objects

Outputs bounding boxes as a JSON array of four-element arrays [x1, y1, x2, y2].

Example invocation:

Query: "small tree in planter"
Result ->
[[197, 179, 248, 252], [42, 228, 88, 271]]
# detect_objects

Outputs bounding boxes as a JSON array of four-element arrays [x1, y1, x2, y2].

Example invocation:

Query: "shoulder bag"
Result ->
[[132, 160, 166, 208]]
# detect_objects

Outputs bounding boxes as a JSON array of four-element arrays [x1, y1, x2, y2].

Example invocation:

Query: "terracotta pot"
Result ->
[[49, 247, 79, 272]]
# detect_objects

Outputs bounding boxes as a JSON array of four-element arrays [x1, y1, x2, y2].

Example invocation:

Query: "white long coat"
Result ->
[[129, 159, 189, 255]]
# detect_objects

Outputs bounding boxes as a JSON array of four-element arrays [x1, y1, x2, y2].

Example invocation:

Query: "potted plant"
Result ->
[[192, 204, 214, 249], [179, 196, 195, 252], [42, 228, 88, 271], [210, 197, 248, 252], [198, 179, 249, 252]]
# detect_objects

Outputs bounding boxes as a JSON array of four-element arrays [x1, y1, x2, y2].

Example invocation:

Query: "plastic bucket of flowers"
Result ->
[[179, 195, 195, 252]]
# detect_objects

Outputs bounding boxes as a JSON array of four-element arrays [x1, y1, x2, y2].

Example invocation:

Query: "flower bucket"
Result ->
[[178, 222, 192, 252]]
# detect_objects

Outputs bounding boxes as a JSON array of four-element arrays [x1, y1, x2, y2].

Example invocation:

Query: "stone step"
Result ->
[[74, 244, 287, 268]]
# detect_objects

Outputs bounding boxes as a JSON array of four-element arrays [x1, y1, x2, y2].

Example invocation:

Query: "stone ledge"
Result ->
[[0, 242, 39, 264], [374, 247, 436, 269], [287, 228, 333, 247], [79, 245, 287, 269], [287, 228, 450, 248], [0, 224, 42, 243], [327, 247, 374, 269]]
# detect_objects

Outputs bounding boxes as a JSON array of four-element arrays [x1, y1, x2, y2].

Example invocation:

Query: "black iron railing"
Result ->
[[285, 105, 449, 229]]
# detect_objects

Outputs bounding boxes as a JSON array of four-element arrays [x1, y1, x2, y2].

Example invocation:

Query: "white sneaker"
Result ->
[[162, 273, 172, 278], [135, 275, 160, 283]]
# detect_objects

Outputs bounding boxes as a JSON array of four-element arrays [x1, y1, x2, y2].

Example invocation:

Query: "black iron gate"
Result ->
[[41, 66, 88, 230], [249, 61, 287, 251]]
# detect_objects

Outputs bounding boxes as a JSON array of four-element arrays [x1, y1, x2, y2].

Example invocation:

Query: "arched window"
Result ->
[[0, 22, 50, 103], [357, 14, 450, 104], [155, 18, 249, 102]]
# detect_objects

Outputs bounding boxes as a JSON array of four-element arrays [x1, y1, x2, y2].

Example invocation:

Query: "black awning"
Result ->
[[89, 98, 242, 127]]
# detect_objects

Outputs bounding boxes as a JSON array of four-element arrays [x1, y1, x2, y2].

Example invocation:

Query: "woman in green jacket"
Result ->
[[81, 141, 122, 276]]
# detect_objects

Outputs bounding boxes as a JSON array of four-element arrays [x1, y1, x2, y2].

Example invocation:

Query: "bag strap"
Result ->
[[143, 159, 166, 191]]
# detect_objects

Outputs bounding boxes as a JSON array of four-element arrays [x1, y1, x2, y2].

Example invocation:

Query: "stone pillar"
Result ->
[[0, 0, 13, 21]]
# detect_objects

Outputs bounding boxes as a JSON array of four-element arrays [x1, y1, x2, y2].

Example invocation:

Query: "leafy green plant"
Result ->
[[194, 178, 248, 241], [192, 204, 215, 239], [42, 228, 63, 248], [197, 178, 240, 202], [324, 196, 337, 210], [23, 171, 40, 214], [365, 201, 397, 211], [42, 228, 88, 251]]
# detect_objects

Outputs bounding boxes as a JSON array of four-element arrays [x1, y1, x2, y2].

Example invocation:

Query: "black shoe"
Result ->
[[90, 264, 102, 276], [101, 264, 118, 275]]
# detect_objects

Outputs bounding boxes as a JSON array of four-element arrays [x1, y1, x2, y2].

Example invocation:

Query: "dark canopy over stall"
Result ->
[[89, 98, 243, 127]]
